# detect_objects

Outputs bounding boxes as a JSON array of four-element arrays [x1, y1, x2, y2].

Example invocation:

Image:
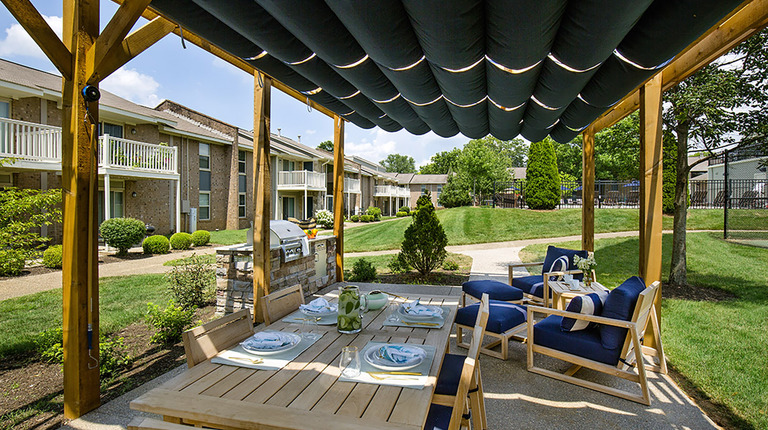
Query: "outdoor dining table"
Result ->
[[130, 292, 459, 430]]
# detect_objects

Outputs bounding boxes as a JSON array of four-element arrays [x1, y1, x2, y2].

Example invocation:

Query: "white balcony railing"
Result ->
[[375, 185, 409, 197], [396, 187, 410, 198], [344, 177, 361, 193], [0, 118, 178, 176], [0, 118, 61, 163], [99, 135, 178, 174], [277, 170, 325, 189]]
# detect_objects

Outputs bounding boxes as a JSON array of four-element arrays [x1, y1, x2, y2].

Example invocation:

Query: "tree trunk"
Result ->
[[669, 122, 690, 287]]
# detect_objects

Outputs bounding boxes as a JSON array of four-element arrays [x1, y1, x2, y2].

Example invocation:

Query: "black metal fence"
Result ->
[[487, 178, 767, 211]]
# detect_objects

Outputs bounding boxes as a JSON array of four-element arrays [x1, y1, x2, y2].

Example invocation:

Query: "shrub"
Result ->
[[395, 211, 408, 217], [170, 232, 193, 250], [191, 230, 211, 246], [99, 335, 133, 380], [442, 259, 459, 271], [146, 301, 196, 344], [361, 215, 374, 222], [42, 245, 63, 268], [366, 206, 382, 221], [525, 138, 561, 210], [349, 258, 377, 282], [350, 215, 360, 222], [315, 209, 334, 229], [165, 254, 215, 309], [100, 217, 146, 255], [400, 192, 447, 276], [398, 206, 410, 214], [0, 249, 27, 276], [388, 253, 411, 274], [439, 174, 471, 208], [142, 235, 170, 254], [34, 327, 63, 363]]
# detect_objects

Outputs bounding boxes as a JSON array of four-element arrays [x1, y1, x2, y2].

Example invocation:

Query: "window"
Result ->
[[303, 161, 313, 171], [101, 122, 123, 138], [421, 185, 427, 195], [199, 143, 211, 220], [238, 150, 247, 218], [98, 191, 124, 224], [282, 159, 294, 171], [0, 101, 8, 153], [437, 185, 443, 198], [282, 197, 295, 219]]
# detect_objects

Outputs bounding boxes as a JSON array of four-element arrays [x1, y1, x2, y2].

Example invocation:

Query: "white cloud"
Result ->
[[305, 129, 316, 135], [101, 67, 161, 107], [0, 15, 62, 59]]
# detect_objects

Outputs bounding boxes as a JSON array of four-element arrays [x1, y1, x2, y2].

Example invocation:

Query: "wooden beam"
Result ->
[[115, 1, 338, 119], [581, 126, 596, 252], [90, 0, 152, 77], [89, 17, 175, 83], [252, 73, 271, 324], [1, 0, 72, 79], [593, 0, 768, 132], [333, 116, 345, 282], [61, 0, 100, 418], [638, 73, 664, 290]]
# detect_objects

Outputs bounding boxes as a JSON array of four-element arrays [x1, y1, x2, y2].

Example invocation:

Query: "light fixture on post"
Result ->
[[131, 128, 137, 135], [131, 191, 137, 198]]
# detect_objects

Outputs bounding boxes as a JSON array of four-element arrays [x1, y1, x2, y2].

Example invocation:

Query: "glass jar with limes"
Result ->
[[337, 285, 367, 333]]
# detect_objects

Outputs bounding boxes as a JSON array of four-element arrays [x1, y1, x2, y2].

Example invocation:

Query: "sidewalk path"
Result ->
[[0, 247, 216, 302]]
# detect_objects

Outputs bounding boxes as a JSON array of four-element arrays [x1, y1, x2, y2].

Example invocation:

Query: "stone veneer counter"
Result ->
[[215, 236, 337, 315]]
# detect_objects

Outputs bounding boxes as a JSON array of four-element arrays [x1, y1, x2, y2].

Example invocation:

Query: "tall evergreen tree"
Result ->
[[525, 138, 560, 210]]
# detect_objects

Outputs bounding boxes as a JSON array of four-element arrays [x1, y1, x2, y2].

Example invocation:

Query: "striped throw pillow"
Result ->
[[548, 255, 569, 281], [561, 291, 608, 332]]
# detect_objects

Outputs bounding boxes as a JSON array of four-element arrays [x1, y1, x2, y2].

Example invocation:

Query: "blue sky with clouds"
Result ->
[[0, 1, 470, 167]]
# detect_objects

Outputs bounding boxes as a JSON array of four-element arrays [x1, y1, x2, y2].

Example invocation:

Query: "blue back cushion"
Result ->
[[462, 280, 523, 301], [561, 290, 608, 332], [600, 276, 646, 350], [542, 246, 589, 281]]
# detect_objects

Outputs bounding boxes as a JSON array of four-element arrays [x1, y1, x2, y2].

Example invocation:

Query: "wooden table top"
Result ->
[[549, 280, 606, 295], [130, 293, 459, 430]]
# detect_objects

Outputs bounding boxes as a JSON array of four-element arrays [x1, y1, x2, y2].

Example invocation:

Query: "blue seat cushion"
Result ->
[[456, 300, 527, 334], [462, 280, 523, 301], [435, 353, 464, 395], [510, 275, 546, 298], [424, 403, 452, 430], [534, 315, 621, 365], [543, 246, 589, 281], [600, 276, 646, 350]]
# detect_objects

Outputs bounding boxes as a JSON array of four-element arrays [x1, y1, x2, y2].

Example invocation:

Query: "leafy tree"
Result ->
[[381, 153, 416, 173], [525, 138, 560, 210], [317, 140, 334, 152], [490, 136, 529, 167], [455, 137, 512, 198], [420, 148, 461, 174], [438, 174, 471, 208], [399, 192, 447, 276]]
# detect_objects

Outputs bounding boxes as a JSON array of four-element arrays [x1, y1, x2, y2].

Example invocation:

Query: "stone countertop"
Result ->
[[215, 235, 337, 253]]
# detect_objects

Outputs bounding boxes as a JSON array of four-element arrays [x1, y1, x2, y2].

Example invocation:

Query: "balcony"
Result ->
[[277, 170, 325, 191], [0, 117, 178, 179], [344, 177, 361, 194], [374, 185, 409, 198]]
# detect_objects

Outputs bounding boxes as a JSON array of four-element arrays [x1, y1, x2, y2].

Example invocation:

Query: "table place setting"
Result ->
[[282, 297, 339, 325], [337, 342, 436, 389], [382, 299, 449, 328], [212, 330, 322, 370]]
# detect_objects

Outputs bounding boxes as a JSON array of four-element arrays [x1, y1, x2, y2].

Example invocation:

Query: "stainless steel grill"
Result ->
[[270, 220, 310, 262]]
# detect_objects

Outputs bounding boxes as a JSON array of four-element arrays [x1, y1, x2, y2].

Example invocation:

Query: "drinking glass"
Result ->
[[339, 346, 361, 378], [385, 299, 400, 323], [301, 316, 319, 340]]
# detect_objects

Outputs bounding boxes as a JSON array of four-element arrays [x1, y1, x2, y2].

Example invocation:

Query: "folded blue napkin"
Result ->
[[300, 297, 337, 313], [241, 331, 293, 350], [378, 345, 427, 364], [402, 301, 443, 317]]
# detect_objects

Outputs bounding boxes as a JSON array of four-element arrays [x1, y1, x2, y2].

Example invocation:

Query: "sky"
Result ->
[[0, 2, 470, 168]]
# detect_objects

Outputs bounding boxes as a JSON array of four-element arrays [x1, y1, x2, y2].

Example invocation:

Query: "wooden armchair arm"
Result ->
[[527, 305, 634, 329], [508, 261, 543, 283]]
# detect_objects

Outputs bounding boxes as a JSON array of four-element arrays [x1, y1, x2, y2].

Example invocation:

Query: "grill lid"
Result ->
[[270, 220, 306, 240]]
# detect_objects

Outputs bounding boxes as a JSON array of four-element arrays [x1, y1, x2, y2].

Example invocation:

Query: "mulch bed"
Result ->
[[661, 281, 736, 302], [0, 306, 214, 430]]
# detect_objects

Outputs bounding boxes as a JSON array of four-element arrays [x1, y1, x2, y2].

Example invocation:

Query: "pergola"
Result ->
[[2, 0, 767, 419]]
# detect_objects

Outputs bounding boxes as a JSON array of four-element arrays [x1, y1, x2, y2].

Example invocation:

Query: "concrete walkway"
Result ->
[[0, 247, 217, 301]]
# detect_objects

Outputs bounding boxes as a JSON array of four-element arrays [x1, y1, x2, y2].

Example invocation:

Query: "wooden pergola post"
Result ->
[[61, 0, 100, 417], [639, 73, 664, 323], [581, 126, 596, 252], [252, 73, 272, 323], [333, 116, 345, 282]]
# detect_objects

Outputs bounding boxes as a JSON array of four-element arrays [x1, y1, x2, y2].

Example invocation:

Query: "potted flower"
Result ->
[[573, 253, 597, 287]]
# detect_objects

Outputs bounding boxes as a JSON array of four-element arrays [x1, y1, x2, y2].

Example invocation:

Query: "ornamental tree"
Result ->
[[399, 192, 447, 276], [525, 138, 560, 210]]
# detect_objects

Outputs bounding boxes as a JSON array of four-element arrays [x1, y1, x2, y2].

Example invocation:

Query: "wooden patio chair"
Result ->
[[526, 279, 666, 405], [508, 245, 590, 305], [738, 190, 759, 208], [182, 309, 254, 368], [690, 190, 707, 206], [428, 294, 490, 430], [713, 190, 728, 207], [626, 190, 639, 205], [261, 284, 305, 326]]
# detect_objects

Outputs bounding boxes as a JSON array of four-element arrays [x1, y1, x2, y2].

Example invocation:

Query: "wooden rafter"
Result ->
[[1, 0, 72, 79], [89, 0, 153, 81], [89, 16, 175, 83], [593, 0, 768, 132]]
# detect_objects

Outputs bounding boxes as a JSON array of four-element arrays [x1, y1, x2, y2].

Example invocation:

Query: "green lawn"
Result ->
[[344, 207, 724, 252], [520, 233, 768, 429], [209, 228, 249, 245], [0, 274, 169, 359]]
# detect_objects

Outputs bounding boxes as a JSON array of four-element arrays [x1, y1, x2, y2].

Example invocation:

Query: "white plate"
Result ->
[[240, 332, 301, 355], [397, 304, 444, 321], [364, 344, 425, 371], [300, 306, 337, 318]]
